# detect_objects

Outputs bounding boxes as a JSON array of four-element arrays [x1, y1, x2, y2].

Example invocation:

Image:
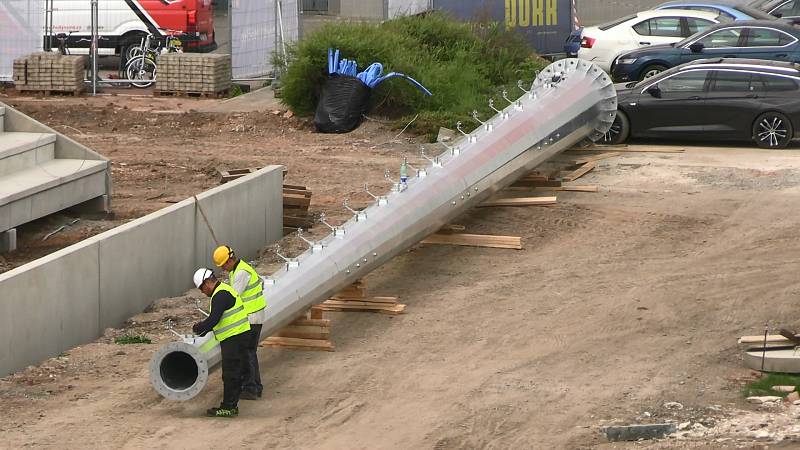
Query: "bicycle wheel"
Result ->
[[126, 57, 157, 88]]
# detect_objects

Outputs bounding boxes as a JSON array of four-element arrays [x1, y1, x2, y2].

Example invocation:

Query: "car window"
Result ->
[[752, 73, 799, 91], [711, 71, 753, 92], [735, 5, 780, 19], [633, 17, 683, 37], [696, 28, 742, 48], [686, 18, 715, 36], [745, 28, 794, 46], [771, 0, 800, 16], [598, 14, 637, 31], [657, 71, 709, 92]]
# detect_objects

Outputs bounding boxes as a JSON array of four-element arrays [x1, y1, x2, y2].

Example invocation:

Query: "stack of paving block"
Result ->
[[156, 53, 231, 96], [13, 52, 86, 94]]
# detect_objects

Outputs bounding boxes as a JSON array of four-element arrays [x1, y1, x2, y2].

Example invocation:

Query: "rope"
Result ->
[[194, 195, 220, 247]]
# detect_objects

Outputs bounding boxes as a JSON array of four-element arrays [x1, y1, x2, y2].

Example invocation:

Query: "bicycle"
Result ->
[[54, 31, 78, 55], [124, 31, 183, 88]]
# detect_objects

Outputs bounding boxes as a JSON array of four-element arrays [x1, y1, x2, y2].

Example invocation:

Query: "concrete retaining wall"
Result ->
[[0, 165, 284, 377]]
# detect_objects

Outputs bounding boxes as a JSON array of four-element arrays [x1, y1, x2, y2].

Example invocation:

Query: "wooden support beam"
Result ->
[[421, 233, 522, 250], [480, 196, 557, 207], [569, 152, 620, 165], [263, 336, 335, 351], [511, 179, 562, 188], [561, 162, 596, 182], [569, 145, 684, 153], [318, 301, 406, 315]]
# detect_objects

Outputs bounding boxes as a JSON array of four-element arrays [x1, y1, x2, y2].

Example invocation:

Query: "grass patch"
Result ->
[[277, 12, 548, 139], [742, 373, 800, 397], [114, 335, 152, 345]]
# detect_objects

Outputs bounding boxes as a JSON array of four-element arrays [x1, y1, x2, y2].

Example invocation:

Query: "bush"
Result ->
[[278, 12, 548, 139]]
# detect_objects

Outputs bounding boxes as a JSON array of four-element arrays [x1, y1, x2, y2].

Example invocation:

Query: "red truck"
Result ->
[[49, 0, 217, 56]]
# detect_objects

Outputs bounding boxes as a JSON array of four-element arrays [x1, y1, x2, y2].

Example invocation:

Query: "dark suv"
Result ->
[[611, 20, 800, 81], [605, 58, 800, 148]]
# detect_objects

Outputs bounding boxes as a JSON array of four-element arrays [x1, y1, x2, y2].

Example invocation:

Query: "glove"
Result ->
[[192, 322, 203, 335]]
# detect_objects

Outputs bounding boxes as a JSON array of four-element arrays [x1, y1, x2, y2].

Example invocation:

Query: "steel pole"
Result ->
[[149, 59, 618, 401], [90, 0, 98, 96]]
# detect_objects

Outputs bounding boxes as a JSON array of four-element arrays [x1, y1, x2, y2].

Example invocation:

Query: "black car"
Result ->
[[611, 20, 800, 82], [605, 58, 800, 148]]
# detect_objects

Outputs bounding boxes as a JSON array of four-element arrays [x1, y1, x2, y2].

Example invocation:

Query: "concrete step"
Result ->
[[0, 132, 56, 177], [0, 158, 107, 209]]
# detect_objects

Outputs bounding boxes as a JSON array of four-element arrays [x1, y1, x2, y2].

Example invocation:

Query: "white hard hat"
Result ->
[[193, 267, 214, 289]]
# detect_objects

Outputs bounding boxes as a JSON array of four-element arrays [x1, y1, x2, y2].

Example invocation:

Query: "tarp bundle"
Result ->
[[315, 48, 432, 134]]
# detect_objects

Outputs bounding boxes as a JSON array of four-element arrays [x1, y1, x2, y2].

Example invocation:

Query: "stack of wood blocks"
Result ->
[[263, 280, 404, 352], [13, 52, 86, 95], [155, 53, 231, 97], [319, 280, 406, 315], [283, 184, 313, 234], [263, 308, 334, 352]]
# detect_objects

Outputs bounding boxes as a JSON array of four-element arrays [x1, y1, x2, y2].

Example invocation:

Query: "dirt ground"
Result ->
[[2, 90, 800, 448]]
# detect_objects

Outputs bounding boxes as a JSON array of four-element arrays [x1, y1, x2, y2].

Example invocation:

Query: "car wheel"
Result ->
[[639, 64, 667, 81], [602, 110, 630, 145], [753, 112, 793, 149]]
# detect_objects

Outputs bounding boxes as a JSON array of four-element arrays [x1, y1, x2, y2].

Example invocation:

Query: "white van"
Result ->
[[49, 0, 216, 56]]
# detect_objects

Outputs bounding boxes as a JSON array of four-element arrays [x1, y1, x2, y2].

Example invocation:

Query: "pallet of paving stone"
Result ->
[[13, 53, 86, 94], [155, 53, 231, 96]]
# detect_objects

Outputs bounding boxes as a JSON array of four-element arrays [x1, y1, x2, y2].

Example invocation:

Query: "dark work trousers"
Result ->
[[219, 331, 248, 409], [241, 323, 263, 395]]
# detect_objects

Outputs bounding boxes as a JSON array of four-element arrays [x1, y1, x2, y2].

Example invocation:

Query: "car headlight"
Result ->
[[617, 58, 637, 64]]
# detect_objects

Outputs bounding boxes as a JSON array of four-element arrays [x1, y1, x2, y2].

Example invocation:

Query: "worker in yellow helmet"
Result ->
[[192, 268, 250, 418], [213, 245, 267, 400]]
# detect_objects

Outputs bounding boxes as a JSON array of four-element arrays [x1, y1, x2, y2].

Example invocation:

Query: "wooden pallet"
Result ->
[[16, 87, 83, 96], [154, 89, 229, 98]]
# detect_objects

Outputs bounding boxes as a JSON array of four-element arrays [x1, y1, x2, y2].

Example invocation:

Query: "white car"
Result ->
[[578, 9, 729, 71]]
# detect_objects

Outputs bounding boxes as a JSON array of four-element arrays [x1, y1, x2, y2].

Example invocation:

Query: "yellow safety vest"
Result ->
[[210, 282, 251, 342], [230, 260, 267, 316]]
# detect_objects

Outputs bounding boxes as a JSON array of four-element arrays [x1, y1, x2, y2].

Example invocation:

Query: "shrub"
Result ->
[[278, 12, 548, 139]]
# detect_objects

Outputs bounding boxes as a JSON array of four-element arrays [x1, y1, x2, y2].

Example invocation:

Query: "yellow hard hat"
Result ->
[[213, 245, 234, 267]]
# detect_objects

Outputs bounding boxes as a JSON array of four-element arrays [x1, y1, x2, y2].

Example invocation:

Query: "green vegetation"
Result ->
[[278, 12, 548, 140], [742, 373, 800, 397], [228, 84, 244, 98], [114, 335, 152, 345]]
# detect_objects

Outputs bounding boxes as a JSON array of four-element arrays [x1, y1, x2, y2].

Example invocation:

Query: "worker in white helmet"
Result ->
[[192, 267, 250, 418]]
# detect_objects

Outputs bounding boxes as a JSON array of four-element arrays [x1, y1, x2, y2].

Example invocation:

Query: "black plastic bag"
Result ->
[[314, 76, 371, 133]]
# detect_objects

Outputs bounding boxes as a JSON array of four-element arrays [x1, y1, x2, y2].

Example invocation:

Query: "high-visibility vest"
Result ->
[[230, 260, 267, 316], [210, 282, 251, 342]]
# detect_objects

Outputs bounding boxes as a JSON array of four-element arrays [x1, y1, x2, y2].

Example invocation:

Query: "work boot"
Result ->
[[240, 390, 259, 401], [206, 407, 239, 418]]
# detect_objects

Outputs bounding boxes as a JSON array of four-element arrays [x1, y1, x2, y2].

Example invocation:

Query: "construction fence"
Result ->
[[0, 1, 46, 82]]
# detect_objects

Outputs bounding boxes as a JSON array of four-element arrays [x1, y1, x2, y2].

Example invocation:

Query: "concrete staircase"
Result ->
[[0, 103, 111, 251]]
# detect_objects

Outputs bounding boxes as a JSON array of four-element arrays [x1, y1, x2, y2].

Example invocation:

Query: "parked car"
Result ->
[[749, 0, 800, 19], [656, 0, 777, 20], [611, 20, 800, 81], [604, 58, 800, 148], [565, 28, 583, 57], [48, 0, 216, 57], [577, 10, 728, 71]]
